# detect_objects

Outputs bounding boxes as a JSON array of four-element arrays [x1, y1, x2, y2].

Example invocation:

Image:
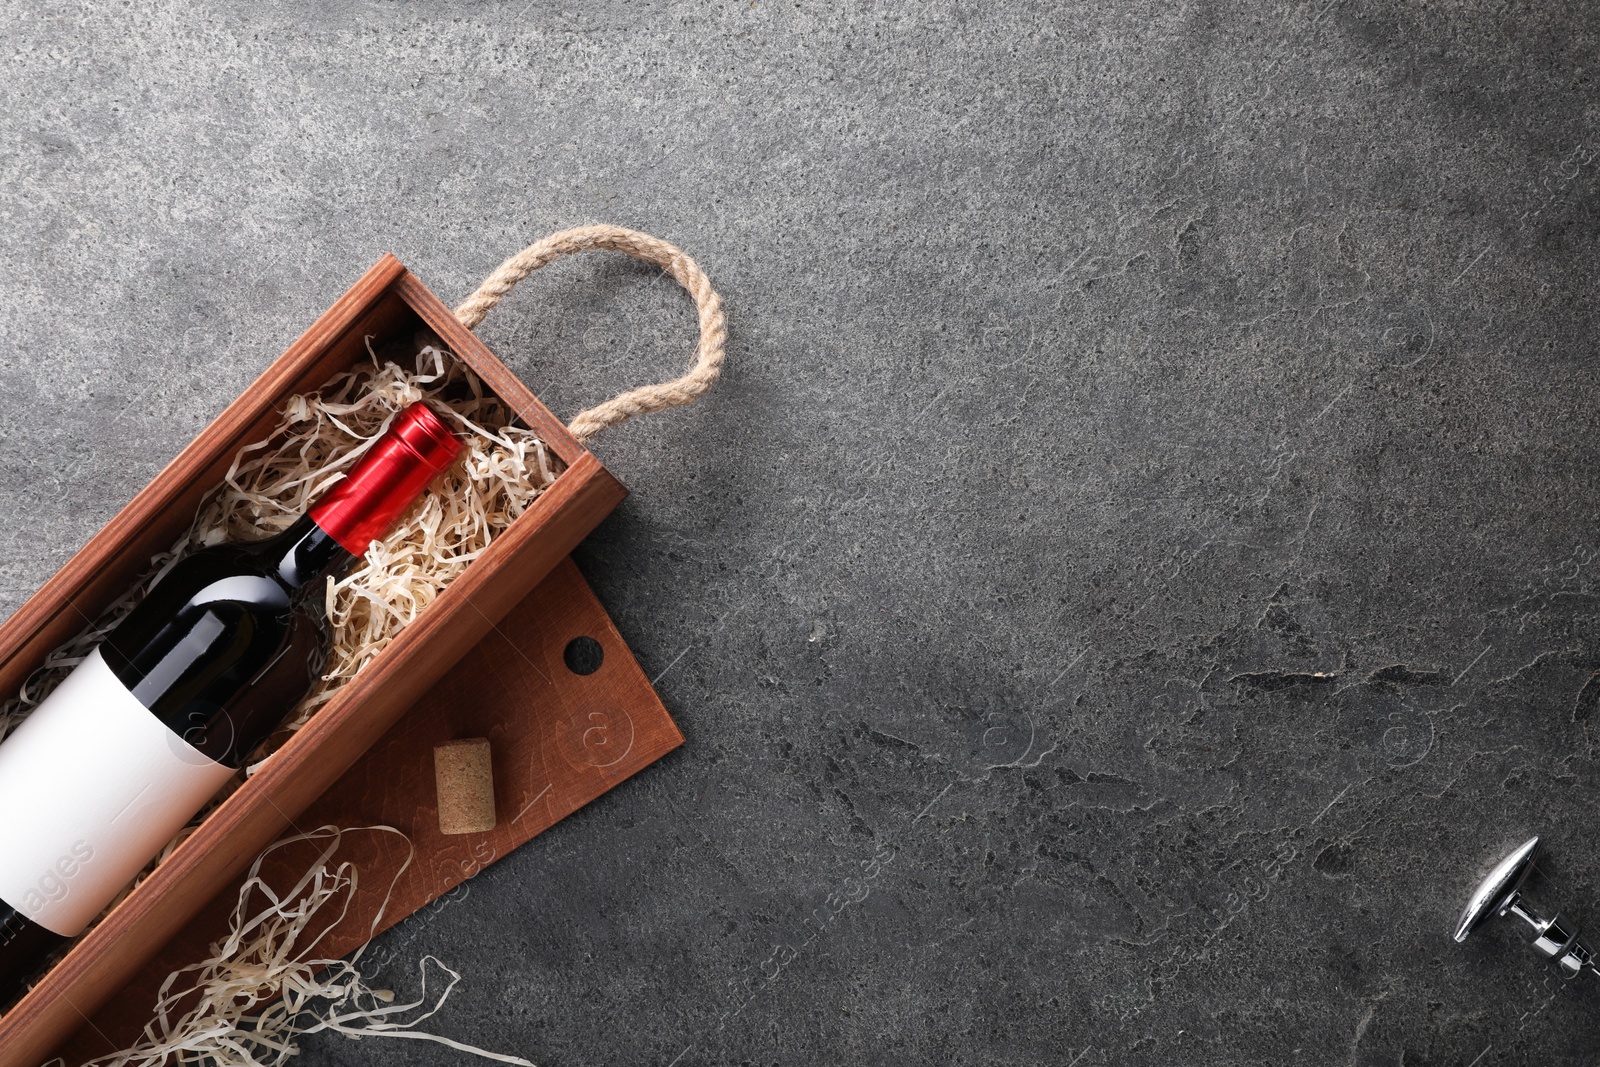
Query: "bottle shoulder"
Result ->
[[102, 545, 331, 767], [95, 520, 346, 768], [139, 547, 293, 616]]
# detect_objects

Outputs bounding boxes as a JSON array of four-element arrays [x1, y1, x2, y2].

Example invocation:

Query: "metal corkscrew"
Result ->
[[1454, 836, 1599, 979]]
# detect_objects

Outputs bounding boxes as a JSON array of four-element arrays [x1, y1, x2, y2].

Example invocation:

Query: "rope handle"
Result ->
[[453, 225, 727, 444]]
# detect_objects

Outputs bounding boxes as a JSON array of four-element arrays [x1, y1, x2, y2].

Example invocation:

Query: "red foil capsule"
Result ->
[[309, 402, 464, 556]]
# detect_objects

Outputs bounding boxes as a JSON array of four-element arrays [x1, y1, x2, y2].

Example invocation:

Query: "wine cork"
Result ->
[[433, 738, 496, 835]]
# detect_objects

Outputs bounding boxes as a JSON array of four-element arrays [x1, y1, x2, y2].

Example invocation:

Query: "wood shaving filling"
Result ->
[[7, 339, 559, 1062], [52, 826, 535, 1067], [196, 340, 563, 727], [4, 338, 562, 738]]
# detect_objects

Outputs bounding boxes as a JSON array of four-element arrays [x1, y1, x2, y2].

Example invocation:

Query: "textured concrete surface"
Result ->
[[3, 2, 1600, 1064]]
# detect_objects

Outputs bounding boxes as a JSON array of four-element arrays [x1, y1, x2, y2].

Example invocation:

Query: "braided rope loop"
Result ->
[[453, 225, 727, 444]]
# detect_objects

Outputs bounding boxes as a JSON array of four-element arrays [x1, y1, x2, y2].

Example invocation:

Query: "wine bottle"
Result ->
[[0, 402, 462, 1000]]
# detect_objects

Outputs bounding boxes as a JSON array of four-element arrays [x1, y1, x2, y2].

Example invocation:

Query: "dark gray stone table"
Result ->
[[1, 3, 1596, 1064]]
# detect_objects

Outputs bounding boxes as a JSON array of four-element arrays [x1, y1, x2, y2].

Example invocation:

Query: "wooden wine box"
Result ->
[[0, 257, 632, 1066]]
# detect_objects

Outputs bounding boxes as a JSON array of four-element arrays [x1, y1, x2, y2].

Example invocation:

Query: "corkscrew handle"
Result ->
[[1455, 836, 1600, 979]]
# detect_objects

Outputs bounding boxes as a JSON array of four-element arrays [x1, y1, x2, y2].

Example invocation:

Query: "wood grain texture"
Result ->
[[57, 558, 683, 1062], [0, 260, 628, 1067]]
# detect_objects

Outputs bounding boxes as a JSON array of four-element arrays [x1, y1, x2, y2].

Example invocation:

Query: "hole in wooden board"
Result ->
[[563, 636, 604, 676]]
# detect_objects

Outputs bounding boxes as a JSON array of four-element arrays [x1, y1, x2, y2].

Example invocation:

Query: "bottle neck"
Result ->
[[306, 404, 463, 557], [260, 514, 356, 589]]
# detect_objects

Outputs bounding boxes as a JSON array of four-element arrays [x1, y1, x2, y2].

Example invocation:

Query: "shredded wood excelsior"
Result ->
[[8, 339, 556, 1064], [47, 825, 536, 1067], [3, 338, 562, 739]]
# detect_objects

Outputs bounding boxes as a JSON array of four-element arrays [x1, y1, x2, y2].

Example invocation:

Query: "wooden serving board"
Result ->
[[58, 557, 683, 1061]]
